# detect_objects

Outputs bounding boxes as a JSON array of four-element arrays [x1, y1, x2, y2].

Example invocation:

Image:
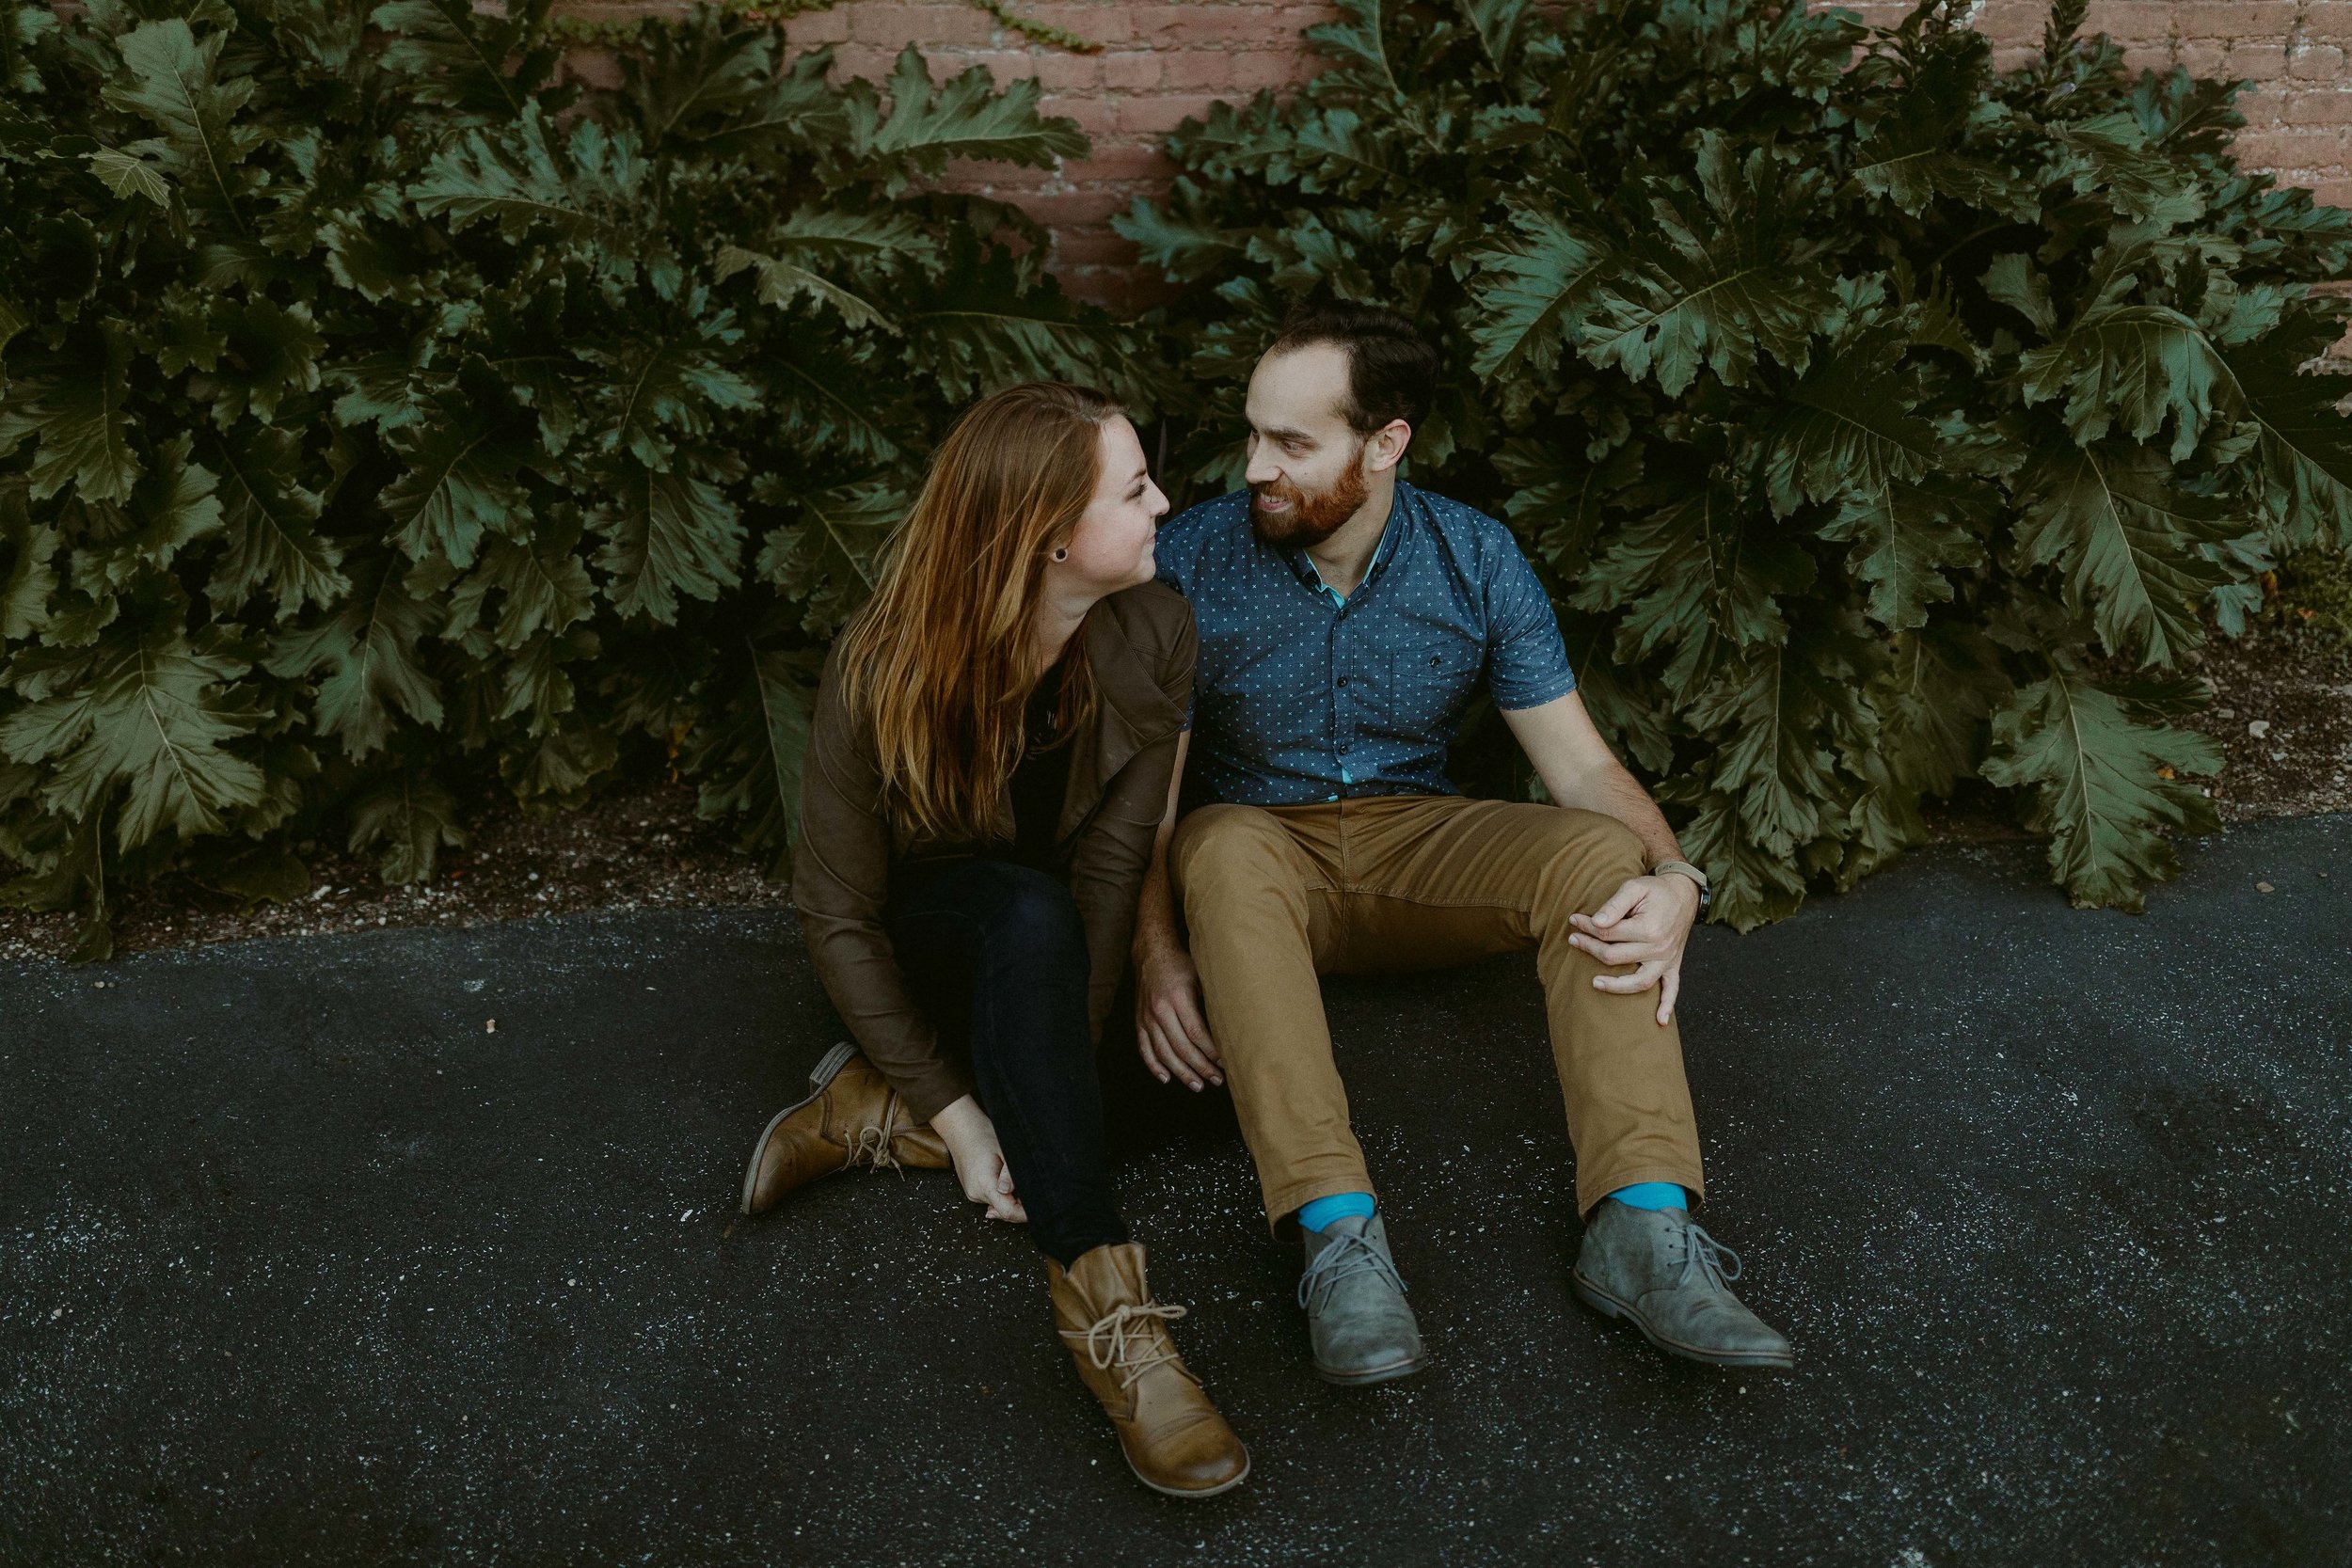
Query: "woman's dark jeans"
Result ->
[[886, 857, 1128, 1268]]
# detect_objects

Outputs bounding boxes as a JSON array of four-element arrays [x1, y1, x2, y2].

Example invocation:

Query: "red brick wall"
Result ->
[[1854, 3, 2352, 206], [568, 0, 2352, 306], [739, 0, 1331, 308]]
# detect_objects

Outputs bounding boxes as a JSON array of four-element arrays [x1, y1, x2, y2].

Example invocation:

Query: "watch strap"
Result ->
[[1649, 859, 1712, 913]]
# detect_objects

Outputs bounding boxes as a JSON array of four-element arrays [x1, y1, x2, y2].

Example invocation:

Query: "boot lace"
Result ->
[[1060, 1302, 1195, 1391], [1296, 1227, 1407, 1314], [841, 1091, 912, 1177], [842, 1124, 903, 1174], [1672, 1219, 1743, 1291]]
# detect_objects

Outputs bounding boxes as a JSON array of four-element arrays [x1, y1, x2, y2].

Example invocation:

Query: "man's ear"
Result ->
[[1364, 419, 1412, 475]]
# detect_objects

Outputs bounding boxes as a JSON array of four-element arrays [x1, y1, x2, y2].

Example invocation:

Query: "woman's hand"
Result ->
[[928, 1095, 1027, 1224]]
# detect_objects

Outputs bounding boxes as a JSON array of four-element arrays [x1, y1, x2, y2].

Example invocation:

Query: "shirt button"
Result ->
[[1336, 675, 1349, 688]]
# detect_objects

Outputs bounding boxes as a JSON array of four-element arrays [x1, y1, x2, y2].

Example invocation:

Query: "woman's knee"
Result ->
[[978, 864, 1089, 971]]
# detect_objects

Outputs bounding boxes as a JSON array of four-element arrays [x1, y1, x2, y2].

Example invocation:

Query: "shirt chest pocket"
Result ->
[[1382, 631, 1484, 733]]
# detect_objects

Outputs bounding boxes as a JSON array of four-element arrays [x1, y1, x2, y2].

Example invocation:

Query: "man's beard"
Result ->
[[1250, 458, 1370, 548]]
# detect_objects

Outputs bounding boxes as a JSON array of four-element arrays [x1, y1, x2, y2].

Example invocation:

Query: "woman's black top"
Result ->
[[881, 659, 1075, 902], [1005, 657, 1074, 874]]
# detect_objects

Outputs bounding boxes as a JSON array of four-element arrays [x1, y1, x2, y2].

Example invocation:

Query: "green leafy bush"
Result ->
[[1118, 0, 2352, 926], [0, 0, 1142, 957]]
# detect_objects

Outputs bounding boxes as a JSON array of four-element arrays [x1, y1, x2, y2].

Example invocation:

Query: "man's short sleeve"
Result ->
[[1485, 533, 1577, 710]]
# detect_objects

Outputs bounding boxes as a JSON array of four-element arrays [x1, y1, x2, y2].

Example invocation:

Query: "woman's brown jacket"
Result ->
[[790, 580, 1196, 1123]]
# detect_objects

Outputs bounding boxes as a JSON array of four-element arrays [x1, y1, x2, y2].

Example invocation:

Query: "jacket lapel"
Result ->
[[1056, 604, 1181, 842]]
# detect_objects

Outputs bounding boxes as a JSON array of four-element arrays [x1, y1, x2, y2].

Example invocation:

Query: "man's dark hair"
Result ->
[[1264, 301, 1438, 436]]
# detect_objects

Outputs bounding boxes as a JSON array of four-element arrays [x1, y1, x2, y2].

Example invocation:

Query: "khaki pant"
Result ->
[[1169, 794, 1706, 1229]]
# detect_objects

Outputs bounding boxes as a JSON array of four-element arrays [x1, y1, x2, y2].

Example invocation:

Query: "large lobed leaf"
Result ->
[[1578, 134, 1842, 396], [2221, 323, 2352, 550], [0, 617, 267, 847], [1467, 209, 1609, 383], [683, 642, 818, 877], [262, 556, 447, 761], [101, 19, 266, 228], [845, 46, 1087, 191], [590, 458, 745, 625], [11, 325, 141, 505], [406, 103, 635, 250], [1979, 666, 2220, 911], [2012, 442, 2253, 665], [372, 0, 555, 120]]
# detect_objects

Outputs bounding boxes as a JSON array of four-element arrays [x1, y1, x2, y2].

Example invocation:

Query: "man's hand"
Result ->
[[1134, 935, 1222, 1091], [1566, 873, 1702, 1025], [1132, 730, 1220, 1092], [929, 1095, 1027, 1223]]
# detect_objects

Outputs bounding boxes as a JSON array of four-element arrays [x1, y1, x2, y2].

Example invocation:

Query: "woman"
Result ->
[[736, 382, 1247, 1499]]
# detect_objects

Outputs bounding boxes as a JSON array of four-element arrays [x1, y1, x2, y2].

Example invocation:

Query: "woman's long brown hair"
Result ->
[[834, 382, 1121, 845]]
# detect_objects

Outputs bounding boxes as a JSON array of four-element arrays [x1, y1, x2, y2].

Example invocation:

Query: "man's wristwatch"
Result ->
[[1648, 859, 1712, 916]]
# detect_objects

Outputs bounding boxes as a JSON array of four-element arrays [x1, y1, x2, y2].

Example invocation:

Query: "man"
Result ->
[[1132, 302, 1793, 1382]]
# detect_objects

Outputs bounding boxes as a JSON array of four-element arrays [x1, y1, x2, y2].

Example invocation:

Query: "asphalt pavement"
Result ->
[[2, 816, 2346, 1567]]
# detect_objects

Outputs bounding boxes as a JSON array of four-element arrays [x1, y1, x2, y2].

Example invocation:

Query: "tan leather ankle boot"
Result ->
[[738, 1042, 949, 1215], [1046, 1242, 1249, 1498]]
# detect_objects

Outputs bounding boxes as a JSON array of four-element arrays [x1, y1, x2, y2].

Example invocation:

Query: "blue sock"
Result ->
[[1296, 1191, 1376, 1232], [1608, 1181, 1689, 1212]]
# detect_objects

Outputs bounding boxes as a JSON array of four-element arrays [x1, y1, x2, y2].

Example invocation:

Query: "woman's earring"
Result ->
[[1051, 547, 1069, 562]]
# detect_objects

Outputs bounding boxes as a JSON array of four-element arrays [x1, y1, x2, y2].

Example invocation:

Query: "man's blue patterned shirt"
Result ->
[[1152, 479, 1578, 807]]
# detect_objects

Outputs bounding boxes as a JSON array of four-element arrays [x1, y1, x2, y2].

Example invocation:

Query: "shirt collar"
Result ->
[[1280, 481, 1411, 600]]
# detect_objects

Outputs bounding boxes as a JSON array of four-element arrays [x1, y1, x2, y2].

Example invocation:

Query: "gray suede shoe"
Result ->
[[1296, 1212, 1427, 1386], [1571, 1202, 1795, 1370]]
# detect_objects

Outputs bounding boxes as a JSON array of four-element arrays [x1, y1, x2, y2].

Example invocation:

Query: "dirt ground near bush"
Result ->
[[2181, 625, 2352, 821], [1, 626, 2344, 965]]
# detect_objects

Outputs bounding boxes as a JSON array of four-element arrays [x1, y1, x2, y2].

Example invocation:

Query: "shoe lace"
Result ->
[[1059, 1302, 1195, 1391], [842, 1092, 910, 1177], [1672, 1219, 1743, 1291], [842, 1124, 903, 1174], [1295, 1227, 1407, 1315]]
